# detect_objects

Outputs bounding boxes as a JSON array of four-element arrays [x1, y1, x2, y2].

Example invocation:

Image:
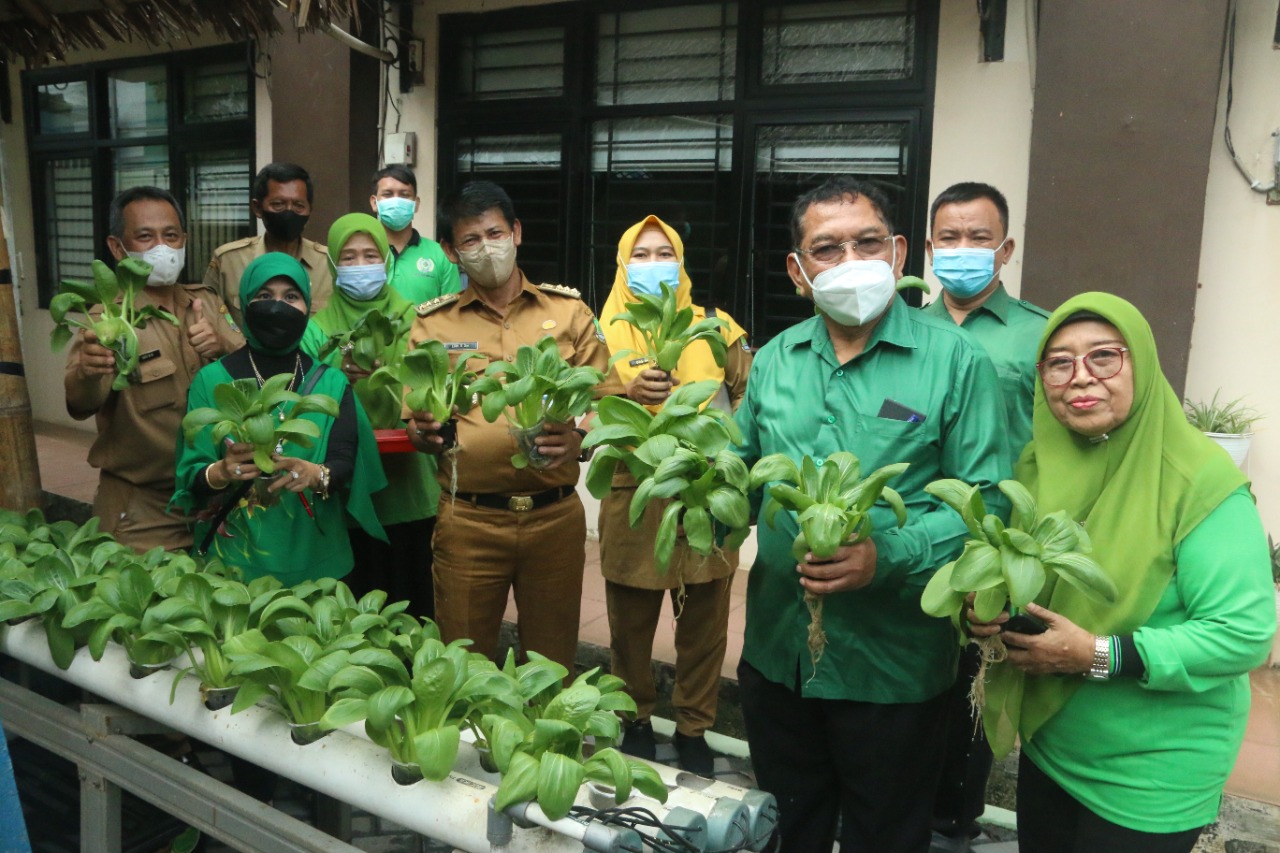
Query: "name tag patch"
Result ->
[[137, 349, 162, 363], [444, 342, 478, 351], [628, 357, 653, 367]]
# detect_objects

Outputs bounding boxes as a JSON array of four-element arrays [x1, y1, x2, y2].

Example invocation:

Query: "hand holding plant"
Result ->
[[608, 282, 728, 373]]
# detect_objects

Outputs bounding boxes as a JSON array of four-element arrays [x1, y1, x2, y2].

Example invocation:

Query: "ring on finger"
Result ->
[[290, 470, 300, 480], [234, 464, 242, 476]]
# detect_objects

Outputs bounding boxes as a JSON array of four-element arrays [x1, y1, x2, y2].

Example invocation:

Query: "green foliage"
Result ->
[[469, 336, 604, 467], [608, 282, 728, 372], [1269, 535, 1280, 585], [180, 372, 340, 474], [366, 338, 481, 427], [919, 479, 1117, 626], [895, 275, 930, 295], [318, 308, 415, 428], [583, 380, 750, 573], [49, 258, 179, 391], [1183, 391, 1260, 435]]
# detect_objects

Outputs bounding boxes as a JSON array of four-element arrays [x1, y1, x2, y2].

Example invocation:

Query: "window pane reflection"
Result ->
[[110, 66, 168, 139], [761, 0, 915, 86]]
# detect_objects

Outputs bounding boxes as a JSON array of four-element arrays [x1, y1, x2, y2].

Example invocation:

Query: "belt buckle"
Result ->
[[508, 495, 534, 512]]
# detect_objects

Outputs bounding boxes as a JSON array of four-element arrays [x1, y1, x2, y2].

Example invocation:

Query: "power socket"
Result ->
[[406, 38, 425, 85]]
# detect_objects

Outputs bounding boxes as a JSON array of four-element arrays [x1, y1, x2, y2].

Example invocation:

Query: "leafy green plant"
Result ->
[[222, 628, 364, 734], [608, 282, 728, 373], [748, 451, 909, 671], [482, 654, 667, 820], [896, 275, 930, 294], [49, 258, 179, 391], [582, 380, 751, 572], [365, 338, 482, 428], [1183, 391, 1260, 435], [180, 372, 340, 474], [469, 336, 604, 469], [318, 308, 412, 373], [1270, 535, 1280, 586]]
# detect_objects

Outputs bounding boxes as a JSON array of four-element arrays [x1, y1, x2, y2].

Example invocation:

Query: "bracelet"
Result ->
[[316, 464, 331, 500], [1085, 634, 1112, 681], [205, 463, 228, 491], [573, 427, 593, 462]]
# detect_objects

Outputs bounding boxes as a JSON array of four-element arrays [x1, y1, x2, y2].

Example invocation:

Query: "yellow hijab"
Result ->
[[601, 215, 746, 402]]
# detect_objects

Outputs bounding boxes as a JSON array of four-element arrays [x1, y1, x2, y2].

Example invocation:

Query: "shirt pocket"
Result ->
[[130, 356, 178, 414], [851, 414, 935, 465]]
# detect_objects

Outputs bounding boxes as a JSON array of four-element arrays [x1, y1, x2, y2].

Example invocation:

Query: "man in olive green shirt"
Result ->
[[922, 182, 1049, 853], [733, 176, 1011, 853]]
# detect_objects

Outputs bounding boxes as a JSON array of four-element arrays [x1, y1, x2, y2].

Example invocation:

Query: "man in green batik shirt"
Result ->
[[733, 176, 1011, 853], [369, 165, 462, 305], [922, 182, 1050, 853]]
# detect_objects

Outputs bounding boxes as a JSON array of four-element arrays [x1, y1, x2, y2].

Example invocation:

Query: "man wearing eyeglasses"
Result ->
[[733, 176, 1012, 853], [922, 182, 1050, 853]]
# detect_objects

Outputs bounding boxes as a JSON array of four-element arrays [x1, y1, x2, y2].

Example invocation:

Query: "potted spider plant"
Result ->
[[1184, 391, 1260, 469], [469, 336, 604, 469]]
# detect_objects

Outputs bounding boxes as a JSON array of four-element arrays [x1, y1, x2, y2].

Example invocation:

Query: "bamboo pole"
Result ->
[[0, 201, 44, 513]]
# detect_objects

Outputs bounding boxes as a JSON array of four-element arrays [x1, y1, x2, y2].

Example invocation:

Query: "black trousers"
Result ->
[[1016, 752, 1204, 853], [932, 642, 994, 837], [738, 660, 949, 853], [346, 517, 436, 620]]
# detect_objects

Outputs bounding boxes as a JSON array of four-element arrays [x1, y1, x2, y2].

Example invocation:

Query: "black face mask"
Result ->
[[244, 299, 309, 355], [260, 209, 309, 243]]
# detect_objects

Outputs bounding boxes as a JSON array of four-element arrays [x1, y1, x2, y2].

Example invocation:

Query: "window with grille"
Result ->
[[24, 44, 254, 308]]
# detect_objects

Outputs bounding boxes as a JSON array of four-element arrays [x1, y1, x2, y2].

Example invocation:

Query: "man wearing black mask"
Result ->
[[203, 162, 333, 329]]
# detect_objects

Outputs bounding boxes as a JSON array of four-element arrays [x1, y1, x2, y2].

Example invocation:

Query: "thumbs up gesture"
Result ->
[[187, 298, 220, 359]]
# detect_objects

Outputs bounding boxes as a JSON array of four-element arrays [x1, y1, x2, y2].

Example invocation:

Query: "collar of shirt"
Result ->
[[390, 229, 423, 259], [789, 294, 917, 368], [975, 282, 1012, 324], [456, 269, 537, 314]]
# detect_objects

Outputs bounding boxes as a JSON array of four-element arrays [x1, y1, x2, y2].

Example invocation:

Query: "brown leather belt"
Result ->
[[457, 486, 572, 512]]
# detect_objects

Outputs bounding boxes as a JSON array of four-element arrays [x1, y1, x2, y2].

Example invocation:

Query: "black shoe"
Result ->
[[620, 720, 657, 760], [675, 733, 715, 775]]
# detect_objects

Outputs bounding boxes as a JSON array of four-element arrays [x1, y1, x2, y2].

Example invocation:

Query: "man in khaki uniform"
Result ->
[[65, 186, 243, 551], [407, 181, 620, 672], [203, 162, 332, 329]]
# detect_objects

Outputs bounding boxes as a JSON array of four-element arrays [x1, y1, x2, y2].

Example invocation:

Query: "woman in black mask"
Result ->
[[173, 252, 386, 584]]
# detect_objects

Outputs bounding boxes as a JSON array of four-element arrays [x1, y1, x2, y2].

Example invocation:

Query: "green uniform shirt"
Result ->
[[922, 284, 1049, 462], [734, 297, 1013, 703], [388, 230, 461, 305], [1025, 488, 1276, 832]]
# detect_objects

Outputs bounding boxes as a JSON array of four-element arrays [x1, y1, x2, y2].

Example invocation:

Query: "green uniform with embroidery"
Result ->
[[733, 296, 1012, 702], [388, 230, 461, 305], [922, 285, 1049, 461]]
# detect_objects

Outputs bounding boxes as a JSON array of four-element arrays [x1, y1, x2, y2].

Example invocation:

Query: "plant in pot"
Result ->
[[180, 372, 340, 507], [469, 336, 604, 470], [49, 258, 179, 391], [0, 548, 105, 668], [320, 636, 522, 785], [919, 479, 1118, 704], [365, 339, 482, 457], [481, 656, 668, 820], [1184, 391, 1261, 469], [582, 380, 752, 573], [748, 451, 909, 676]]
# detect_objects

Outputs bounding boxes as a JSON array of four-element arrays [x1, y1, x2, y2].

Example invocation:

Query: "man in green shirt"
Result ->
[[921, 182, 1049, 853], [733, 176, 1011, 853], [369, 165, 462, 305]]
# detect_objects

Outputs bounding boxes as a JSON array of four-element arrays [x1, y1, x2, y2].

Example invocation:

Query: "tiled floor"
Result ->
[[26, 419, 1280, 812]]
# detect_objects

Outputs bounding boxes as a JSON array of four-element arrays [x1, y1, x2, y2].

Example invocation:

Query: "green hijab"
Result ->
[[239, 252, 312, 355], [311, 213, 410, 336], [983, 292, 1247, 757]]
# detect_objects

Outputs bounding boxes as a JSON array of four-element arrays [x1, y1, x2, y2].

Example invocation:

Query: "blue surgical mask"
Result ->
[[626, 261, 680, 297], [335, 263, 388, 301], [931, 240, 1007, 298], [375, 197, 416, 232]]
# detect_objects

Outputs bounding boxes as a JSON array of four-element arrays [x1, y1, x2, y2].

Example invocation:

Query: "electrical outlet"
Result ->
[[407, 38, 425, 85]]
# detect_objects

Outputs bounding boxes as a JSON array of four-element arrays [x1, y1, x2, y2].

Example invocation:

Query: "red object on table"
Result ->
[[375, 428, 416, 454]]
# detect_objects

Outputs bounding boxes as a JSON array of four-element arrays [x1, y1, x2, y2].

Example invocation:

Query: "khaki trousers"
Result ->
[[605, 576, 732, 736], [95, 472, 192, 552], [433, 494, 585, 673]]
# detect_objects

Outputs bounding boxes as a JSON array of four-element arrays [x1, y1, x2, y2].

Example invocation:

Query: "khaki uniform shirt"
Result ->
[[202, 234, 333, 330], [409, 273, 622, 495]]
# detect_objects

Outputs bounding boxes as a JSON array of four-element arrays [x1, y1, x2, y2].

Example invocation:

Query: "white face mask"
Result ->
[[126, 244, 186, 287], [794, 241, 897, 328]]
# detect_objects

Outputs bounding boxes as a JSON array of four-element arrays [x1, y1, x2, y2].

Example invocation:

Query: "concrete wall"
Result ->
[[1185, 0, 1280, 538]]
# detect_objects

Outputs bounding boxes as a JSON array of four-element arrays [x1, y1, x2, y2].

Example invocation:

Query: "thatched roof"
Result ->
[[0, 0, 363, 66]]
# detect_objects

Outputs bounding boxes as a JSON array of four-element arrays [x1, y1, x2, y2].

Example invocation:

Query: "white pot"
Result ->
[[1205, 432, 1252, 469]]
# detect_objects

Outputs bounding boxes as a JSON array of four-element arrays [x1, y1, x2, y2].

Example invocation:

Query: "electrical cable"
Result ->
[[566, 804, 757, 853], [1222, 0, 1277, 193]]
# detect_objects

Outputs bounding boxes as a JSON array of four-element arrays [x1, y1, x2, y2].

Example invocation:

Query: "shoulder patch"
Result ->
[[1019, 299, 1052, 319], [537, 283, 581, 299], [416, 293, 460, 317], [212, 236, 256, 257]]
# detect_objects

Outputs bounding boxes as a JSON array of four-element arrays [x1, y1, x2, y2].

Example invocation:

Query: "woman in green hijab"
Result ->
[[969, 293, 1275, 852], [172, 252, 386, 584], [301, 213, 440, 617]]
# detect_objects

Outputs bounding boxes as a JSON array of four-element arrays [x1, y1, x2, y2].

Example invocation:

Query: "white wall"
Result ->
[[924, 0, 1036, 299], [1185, 0, 1280, 537]]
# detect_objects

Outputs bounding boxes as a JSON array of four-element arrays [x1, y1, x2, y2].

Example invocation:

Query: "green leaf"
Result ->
[[998, 480, 1038, 530], [1044, 552, 1117, 603], [1001, 546, 1046, 608], [973, 585, 1008, 622], [920, 561, 966, 618], [536, 752, 586, 820], [683, 505, 713, 555], [584, 747, 632, 802], [750, 453, 801, 490], [925, 479, 986, 541], [948, 541, 1004, 591], [629, 760, 668, 802], [655, 501, 682, 574], [414, 725, 462, 781]]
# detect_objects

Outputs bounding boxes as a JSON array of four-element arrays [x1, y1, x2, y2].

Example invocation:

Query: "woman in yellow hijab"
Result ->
[[598, 214, 750, 775]]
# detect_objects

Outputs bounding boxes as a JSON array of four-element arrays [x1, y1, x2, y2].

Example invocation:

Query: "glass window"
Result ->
[[761, 0, 916, 86], [596, 5, 737, 105], [184, 148, 254, 283], [458, 28, 565, 101], [184, 61, 251, 123], [109, 66, 168, 139], [36, 81, 90, 135], [112, 145, 171, 194], [590, 115, 733, 306], [41, 157, 96, 286]]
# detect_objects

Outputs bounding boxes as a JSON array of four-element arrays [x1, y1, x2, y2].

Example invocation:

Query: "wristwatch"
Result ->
[[1085, 634, 1112, 681]]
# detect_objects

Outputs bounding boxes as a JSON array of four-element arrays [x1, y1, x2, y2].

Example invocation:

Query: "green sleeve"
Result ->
[[437, 250, 461, 295], [1135, 487, 1276, 691], [300, 321, 337, 364], [871, 346, 1013, 586], [170, 366, 221, 514]]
